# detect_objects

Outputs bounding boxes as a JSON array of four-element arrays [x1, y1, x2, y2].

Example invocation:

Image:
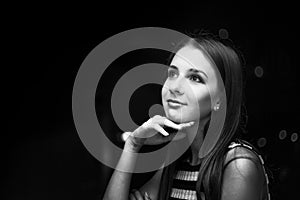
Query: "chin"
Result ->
[[167, 117, 182, 124], [165, 113, 192, 124], [163, 105, 196, 123]]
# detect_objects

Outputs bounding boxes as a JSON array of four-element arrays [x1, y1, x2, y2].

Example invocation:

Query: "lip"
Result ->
[[166, 99, 187, 105], [167, 99, 186, 105]]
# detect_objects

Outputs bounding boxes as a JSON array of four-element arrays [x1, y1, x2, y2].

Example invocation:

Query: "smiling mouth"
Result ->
[[167, 99, 187, 107]]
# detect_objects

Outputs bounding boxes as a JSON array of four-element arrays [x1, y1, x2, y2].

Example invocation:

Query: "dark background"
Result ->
[[4, 2, 299, 200]]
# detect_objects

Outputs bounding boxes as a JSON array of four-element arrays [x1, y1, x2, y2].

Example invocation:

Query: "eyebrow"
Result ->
[[169, 65, 208, 79]]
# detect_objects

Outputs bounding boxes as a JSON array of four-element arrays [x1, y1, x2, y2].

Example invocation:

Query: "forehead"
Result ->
[[170, 45, 215, 77]]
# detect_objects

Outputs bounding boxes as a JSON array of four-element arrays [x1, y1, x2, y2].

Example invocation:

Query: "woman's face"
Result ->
[[162, 44, 220, 123]]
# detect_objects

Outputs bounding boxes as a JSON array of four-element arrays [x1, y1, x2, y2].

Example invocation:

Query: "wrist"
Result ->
[[124, 137, 142, 153]]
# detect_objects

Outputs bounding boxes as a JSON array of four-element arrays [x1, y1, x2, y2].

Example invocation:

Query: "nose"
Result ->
[[169, 76, 184, 96]]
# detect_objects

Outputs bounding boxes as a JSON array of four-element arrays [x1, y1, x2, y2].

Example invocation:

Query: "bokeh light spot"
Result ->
[[254, 66, 264, 78], [257, 137, 267, 147], [218, 28, 229, 39], [291, 132, 298, 142], [279, 129, 287, 140]]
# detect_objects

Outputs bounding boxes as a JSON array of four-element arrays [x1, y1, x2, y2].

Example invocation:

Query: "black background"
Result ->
[[4, 2, 299, 200]]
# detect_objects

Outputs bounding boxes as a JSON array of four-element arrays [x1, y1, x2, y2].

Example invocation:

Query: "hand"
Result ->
[[125, 115, 194, 148]]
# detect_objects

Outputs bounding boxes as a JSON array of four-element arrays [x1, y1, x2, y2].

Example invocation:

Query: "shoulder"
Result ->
[[221, 143, 266, 200], [225, 142, 262, 168], [224, 145, 264, 181]]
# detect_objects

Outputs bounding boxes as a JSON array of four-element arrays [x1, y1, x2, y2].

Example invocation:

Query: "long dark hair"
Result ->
[[158, 33, 246, 200]]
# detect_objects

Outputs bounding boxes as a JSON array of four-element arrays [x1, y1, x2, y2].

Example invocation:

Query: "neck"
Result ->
[[183, 117, 209, 166]]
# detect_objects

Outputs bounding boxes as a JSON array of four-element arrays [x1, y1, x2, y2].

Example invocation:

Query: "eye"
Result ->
[[167, 70, 178, 78], [189, 74, 204, 83]]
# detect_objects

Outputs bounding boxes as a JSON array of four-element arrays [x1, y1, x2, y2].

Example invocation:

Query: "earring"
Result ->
[[214, 105, 220, 111]]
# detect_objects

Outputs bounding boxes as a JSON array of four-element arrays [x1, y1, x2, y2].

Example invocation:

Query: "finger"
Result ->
[[154, 124, 169, 136], [180, 121, 195, 128], [163, 118, 182, 130], [163, 118, 194, 130], [133, 190, 144, 200]]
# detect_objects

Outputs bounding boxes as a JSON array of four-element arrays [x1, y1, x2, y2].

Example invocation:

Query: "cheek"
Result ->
[[187, 88, 212, 119], [161, 82, 168, 109], [161, 82, 168, 100], [198, 93, 212, 117]]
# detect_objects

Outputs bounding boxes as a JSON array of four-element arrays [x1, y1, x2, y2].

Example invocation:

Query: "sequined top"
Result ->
[[169, 160, 200, 200], [168, 142, 271, 200]]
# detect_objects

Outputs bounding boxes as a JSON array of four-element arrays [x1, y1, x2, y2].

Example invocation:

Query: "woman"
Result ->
[[103, 33, 270, 200]]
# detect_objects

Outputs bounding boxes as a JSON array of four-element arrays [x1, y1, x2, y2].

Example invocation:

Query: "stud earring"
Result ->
[[214, 105, 220, 111]]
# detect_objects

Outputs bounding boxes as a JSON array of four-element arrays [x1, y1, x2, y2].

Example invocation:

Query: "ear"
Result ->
[[213, 87, 226, 111], [213, 98, 221, 111]]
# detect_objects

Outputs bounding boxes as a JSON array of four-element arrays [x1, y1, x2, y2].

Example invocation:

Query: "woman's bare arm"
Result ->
[[103, 139, 141, 200], [102, 116, 193, 200]]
